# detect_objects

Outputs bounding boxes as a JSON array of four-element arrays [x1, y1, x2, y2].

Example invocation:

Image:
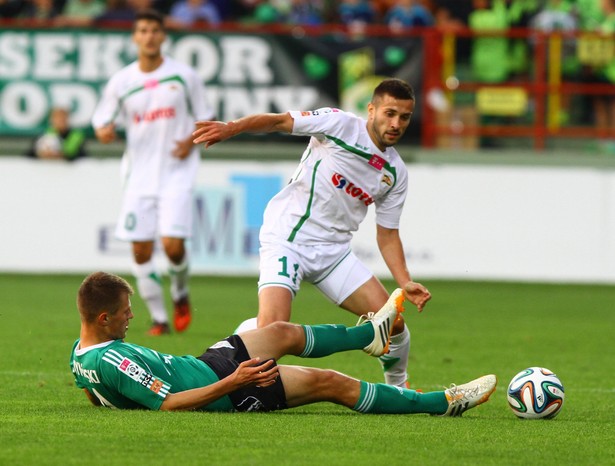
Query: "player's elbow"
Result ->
[[84, 389, 102, 407], [272, 112, 294, 134]]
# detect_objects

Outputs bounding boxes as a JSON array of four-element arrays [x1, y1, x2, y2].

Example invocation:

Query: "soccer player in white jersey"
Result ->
[[92, 9, 215, 336], [192, 79, 431, 388]]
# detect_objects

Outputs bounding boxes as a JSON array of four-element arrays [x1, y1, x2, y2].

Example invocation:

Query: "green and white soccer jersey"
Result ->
[[259, 108, 408, 246], [70, 339, 233, 411], [91, 56, 214, 197]]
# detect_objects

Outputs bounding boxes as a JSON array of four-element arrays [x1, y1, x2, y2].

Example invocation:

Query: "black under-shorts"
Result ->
[[197, 334, 288, 412]]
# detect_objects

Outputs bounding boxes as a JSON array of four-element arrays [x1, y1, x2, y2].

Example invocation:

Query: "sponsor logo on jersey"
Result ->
[[133, 107, 176, 124], [144, 79, 159, 89], [103, 350, 171, 398], [299, 108, 340, 117], [150, 379, 164, 394], [368, 154, 385, 171], [119, 358, 143, 379], [381, 174, 393, 187], [331, 173, 374, 206], [116, 357, 169, 395]]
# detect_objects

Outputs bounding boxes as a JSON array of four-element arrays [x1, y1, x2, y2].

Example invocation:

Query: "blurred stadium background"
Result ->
[[1, 0, 614, 283]]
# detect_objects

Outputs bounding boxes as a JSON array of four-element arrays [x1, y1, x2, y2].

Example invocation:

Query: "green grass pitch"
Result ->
[[1, 274, 613, 465]]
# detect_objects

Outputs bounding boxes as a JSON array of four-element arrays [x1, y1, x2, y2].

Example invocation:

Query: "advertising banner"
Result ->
[[0, 28, 423, 137], [2, 157, 615, 284]]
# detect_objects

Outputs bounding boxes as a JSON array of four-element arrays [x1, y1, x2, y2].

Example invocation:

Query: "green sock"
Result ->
[[299, 324, 373, 358], [353, 381, 448, 415]]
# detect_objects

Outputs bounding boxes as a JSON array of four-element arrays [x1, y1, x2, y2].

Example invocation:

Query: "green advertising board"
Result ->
[[0, 28, 423, 137]]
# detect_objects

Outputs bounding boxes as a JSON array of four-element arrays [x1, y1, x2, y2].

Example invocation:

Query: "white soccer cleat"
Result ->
[[357, 288, 405, 357], [442, 374, 497, 417]]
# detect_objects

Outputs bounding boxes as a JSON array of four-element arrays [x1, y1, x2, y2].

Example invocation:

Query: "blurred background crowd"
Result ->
[[0, 0, 612, 34], [2, 0, 614, 156]]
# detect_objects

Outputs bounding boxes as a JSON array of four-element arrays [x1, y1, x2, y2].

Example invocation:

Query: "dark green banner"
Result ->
[[0, 28, 423, 137]]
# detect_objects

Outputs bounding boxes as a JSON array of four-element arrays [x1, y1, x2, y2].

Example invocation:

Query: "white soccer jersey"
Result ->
[[260, 108, 409, 246], [92, 56, 215, 196]]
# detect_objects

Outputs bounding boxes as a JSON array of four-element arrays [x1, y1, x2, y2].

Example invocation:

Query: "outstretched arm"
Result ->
[[159, 358, 278, 411], [376, 224, 431, 312], [192, 113, 294, 148]]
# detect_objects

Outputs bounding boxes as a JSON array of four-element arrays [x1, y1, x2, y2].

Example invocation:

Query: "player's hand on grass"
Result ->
[[232, 357, 279, 388], [403, 281, 431, 312]]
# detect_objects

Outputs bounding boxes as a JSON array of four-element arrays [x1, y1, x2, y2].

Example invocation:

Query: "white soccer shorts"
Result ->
[[258, 241, 372, 305], [115, 190, 193, 241]]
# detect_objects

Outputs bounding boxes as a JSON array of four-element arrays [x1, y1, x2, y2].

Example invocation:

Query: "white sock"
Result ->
[[379, 324, 411, 387], [233, 317, 258, 334], [168, 254, 189, 302], [133, 260, 168, 324]]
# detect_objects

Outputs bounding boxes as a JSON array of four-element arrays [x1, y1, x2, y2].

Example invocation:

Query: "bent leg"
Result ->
[[341, 277, 411, 387], [240, 321, 375, 361], [257, 286, 293, 327]]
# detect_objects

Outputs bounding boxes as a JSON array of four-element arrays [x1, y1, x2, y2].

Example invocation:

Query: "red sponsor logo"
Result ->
[[133, 107, 176, 124], [119, 359, 130, 371], [368, 154, 385, 171], [331, 173, 374, 206], [144, 79, 159, 89]]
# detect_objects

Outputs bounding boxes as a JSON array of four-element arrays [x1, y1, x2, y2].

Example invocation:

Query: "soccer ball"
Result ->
[[507, 367, 565, 419]]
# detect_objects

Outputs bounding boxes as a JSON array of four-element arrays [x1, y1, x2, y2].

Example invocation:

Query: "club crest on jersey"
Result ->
[[381, 174, 393, 187], [331, 173, 374, 206]]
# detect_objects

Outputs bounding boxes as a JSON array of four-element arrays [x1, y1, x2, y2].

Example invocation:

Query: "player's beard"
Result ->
[[370, 119, 401, 149]]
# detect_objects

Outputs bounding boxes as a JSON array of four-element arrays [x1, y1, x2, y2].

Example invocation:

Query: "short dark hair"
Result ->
[[134, 8, 165, 29], [372, 78, 415, 102], [77, 272, 134, 323]]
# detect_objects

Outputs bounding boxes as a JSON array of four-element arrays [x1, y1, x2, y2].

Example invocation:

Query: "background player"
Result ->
[[92, 9, 215, 335], [193, 78, 430, 388]]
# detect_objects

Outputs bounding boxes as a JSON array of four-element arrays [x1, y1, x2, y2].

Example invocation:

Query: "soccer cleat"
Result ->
[[148, 322, 171, 336], [357, 288, 405, 357], [441, 374, 497, 417], [173, 296, 192, 332]]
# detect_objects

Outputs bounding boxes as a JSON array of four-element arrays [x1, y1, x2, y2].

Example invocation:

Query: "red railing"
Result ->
[[421, 27, 615, 150]]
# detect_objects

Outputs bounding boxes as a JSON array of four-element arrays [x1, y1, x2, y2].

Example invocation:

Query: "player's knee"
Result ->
[[263, 321, 304, 348], [392, 315, 406, 334], [162, 239, 185, 263], [312, 369, 347, 395], [132, 245, 153, 263], [165, 248, 184, 264]]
